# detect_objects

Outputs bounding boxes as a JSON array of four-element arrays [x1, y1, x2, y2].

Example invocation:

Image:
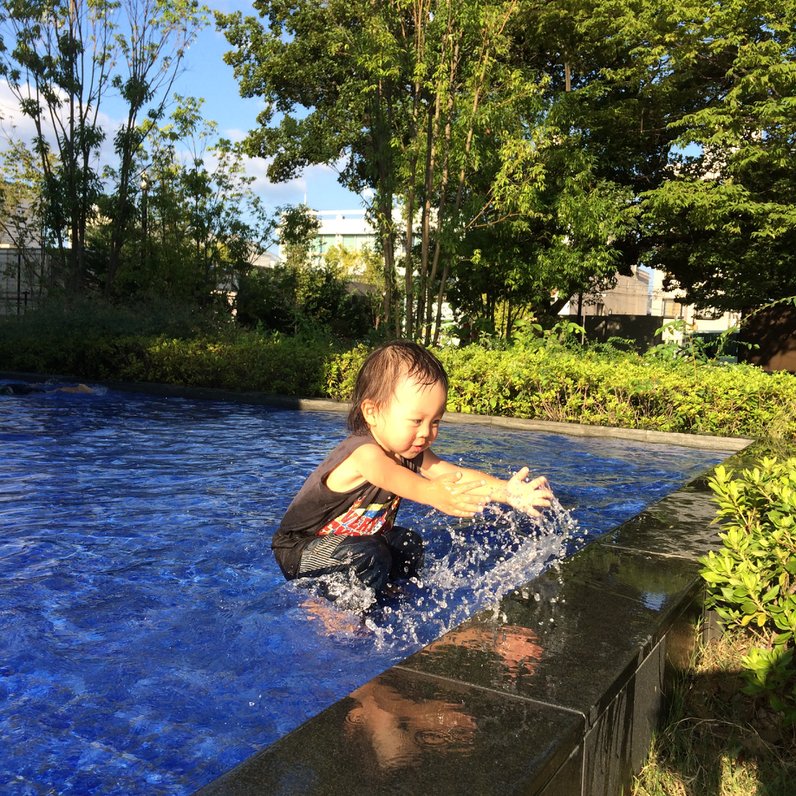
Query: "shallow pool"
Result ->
[[0, 384, 732, 794]]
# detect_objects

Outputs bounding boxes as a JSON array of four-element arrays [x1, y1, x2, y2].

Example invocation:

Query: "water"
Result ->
[[0, 383, 733, 794]]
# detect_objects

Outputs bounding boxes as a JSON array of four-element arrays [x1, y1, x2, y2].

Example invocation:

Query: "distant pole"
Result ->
[[17, 250, 22, 315], [140, 171, 150, 269]]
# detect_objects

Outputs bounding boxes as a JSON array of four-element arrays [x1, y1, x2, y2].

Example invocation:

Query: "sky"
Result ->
[[181, 0, 363, 212], [0, 0, 363, 214]]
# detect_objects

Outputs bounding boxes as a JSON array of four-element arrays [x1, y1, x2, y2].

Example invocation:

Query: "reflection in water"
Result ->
[[345, 680, 476, 770]]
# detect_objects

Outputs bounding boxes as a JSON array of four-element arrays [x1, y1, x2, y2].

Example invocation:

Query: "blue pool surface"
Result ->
[[0, 384, 733, 793]]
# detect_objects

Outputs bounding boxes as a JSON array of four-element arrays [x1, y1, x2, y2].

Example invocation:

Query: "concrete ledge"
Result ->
[[109, 383, 752, 452], [196, 449, 748, 796]]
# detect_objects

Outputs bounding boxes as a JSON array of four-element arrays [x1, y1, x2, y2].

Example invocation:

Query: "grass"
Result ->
[[632, 627, 796, 796]]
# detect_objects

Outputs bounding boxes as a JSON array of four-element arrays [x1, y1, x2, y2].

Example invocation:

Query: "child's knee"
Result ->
[[386, 527, 424, 579], [333, 536, 392, 591]]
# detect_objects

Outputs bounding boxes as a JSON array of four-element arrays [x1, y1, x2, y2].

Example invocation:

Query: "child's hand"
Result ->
[[504, 467, 554, 517], [425, 471, 491, 518]]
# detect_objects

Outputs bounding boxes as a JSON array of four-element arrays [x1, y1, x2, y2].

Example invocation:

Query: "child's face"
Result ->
[[363, 373, 447, 458]]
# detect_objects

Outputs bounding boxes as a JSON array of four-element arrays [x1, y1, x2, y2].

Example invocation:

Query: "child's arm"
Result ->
[[421, 450, 554, 517], [332, 443, 492, 518]]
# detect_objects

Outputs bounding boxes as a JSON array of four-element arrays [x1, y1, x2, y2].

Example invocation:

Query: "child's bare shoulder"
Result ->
[[325, 441, 385, 492]]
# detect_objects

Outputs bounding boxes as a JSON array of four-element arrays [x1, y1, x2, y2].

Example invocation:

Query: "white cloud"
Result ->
[[0, 77, 129, 172], [0, 80, 39, 142], [1, 76, 359, 210]]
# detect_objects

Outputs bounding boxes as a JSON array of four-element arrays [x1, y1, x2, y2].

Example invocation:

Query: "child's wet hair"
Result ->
[[348, 341, 449, 433]]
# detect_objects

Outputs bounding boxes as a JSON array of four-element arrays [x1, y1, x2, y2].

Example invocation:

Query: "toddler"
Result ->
[[272, 341, 553, 592]]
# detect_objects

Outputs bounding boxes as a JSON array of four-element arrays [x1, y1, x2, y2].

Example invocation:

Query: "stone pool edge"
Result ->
[[1, 372, 749, 452], [109, 381, 754, 451]]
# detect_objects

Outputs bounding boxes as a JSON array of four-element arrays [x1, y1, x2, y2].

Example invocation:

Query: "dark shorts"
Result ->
[[296, 526, 423, 592]]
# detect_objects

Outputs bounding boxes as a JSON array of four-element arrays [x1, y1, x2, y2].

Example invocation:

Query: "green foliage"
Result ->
[[640, 0, 796, 312], [0, 0, 206, 295], [235, 263, 374, 339], [93, 102, 278, 304], [121, 333, 333, 396], [324, 343, 370, 403], [0, 306, 334, 396], [322, 340, 796, 440], [235, 266, 299, 333], [3, 321, 796, 441], [701, 458, 796, 723], [439, 345, 796, 438]]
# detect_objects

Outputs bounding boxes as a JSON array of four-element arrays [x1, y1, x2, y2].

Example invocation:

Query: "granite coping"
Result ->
[[107, 386, 753, 451], [197, 444, 753, 795]]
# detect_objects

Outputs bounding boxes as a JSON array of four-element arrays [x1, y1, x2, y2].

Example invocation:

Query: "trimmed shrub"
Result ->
[[2, 322, 796, 439]]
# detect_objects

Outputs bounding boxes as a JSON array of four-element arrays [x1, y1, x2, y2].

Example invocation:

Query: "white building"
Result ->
[[648, 269, 740, 335], [312, 210, 377, 256]]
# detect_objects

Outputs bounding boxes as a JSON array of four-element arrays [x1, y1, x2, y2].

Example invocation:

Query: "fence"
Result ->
[[0, 247, 48, 316]]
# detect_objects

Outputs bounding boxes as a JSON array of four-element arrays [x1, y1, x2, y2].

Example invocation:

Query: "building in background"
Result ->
[[285, 208, 744, 349], [648, 269, 740, 334], [559, 267, 652, 317], [308, 210, 377, 265]]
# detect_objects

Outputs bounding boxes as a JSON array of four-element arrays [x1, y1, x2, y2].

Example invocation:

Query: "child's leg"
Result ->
[[297, 534, 393, 591], [383, 526, 424, 581]]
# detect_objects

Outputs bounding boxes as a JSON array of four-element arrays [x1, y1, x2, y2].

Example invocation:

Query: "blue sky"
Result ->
[[181, 1, 362, 212]]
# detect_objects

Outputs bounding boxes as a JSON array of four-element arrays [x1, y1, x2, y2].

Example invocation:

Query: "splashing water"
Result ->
[[295, 498, 581, 654]]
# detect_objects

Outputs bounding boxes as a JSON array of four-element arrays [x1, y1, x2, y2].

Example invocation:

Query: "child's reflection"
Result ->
[[346, 679, 476, 770], [302, 603, 541, 770], [425, 622, 543, 681]]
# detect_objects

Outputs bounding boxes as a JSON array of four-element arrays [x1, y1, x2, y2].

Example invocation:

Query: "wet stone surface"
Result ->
[[600, 482, 721, 560], [196, 666, 584, 796], [398, 543, 700, 724]]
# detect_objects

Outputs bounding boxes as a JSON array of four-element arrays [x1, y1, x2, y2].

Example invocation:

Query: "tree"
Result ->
[[104, 0, 206, 296], [640, 0, 796, 313], [1, 0, 114, 292], [219, 0, 796, 340], [0, 0, 205, 295], [217, 0, 547, 343], [0, 136, 51, 300], [94, 97, 277, 305]]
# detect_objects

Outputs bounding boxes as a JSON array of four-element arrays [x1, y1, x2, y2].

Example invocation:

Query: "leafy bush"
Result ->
[[701, 457, 796, 723], [437, 345, 796, 439], [322, 342, 796, 439], [235, 263, 374, 339], [0, 317, 336, 398], [2, 320, 796, 440], [124, 332, 334, 396]]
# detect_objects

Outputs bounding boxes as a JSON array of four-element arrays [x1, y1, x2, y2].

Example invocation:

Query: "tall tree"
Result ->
[[640, 0, 796, 312], [1, 0, 114, 292], [104, 0, 206, 295], [0, 136, 51, 300], [95, 97, 277, 304], [217, 0, 546, 343], [0, 0, 205, 295]]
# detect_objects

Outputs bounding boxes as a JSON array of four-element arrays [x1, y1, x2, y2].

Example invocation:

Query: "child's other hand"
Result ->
[[505, 467, 554, 517], [427, 471, 491, 518]]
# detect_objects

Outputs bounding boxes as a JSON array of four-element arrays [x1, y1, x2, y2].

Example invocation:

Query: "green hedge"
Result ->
[[2, 327, 795, 439], [325, 344, 796, 440], [0, 328, 335, 398]]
